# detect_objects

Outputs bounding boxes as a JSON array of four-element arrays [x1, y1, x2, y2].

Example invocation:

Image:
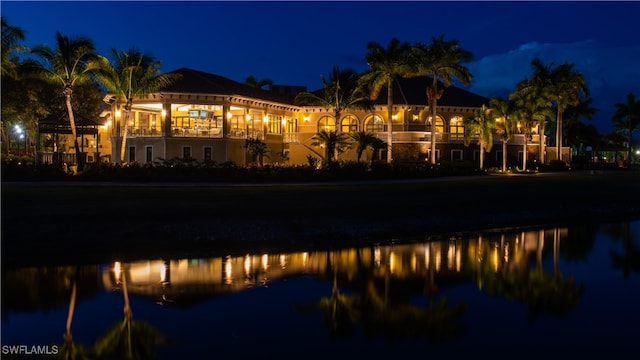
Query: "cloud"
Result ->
[[466, 40, 640, 133]]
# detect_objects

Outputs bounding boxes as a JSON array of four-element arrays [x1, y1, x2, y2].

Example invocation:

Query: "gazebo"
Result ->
[[36, 111, 106, 167]]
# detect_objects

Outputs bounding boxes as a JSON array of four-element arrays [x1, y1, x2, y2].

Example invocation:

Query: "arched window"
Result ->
[[427, 115, 444, 133], [450, 115, 464, 140], [341, 115, 358, 133], [364, 114, 384, 132], [318, 116, 336, 132]]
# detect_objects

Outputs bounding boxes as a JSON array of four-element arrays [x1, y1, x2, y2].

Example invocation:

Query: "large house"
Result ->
[[82, 68, 568, 168]]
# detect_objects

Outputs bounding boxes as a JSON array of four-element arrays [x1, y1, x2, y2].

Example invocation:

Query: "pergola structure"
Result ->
[[36, 111, 106, 166]]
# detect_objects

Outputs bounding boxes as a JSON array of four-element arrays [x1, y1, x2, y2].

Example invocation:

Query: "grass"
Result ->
[[2, 170, 639, 267]]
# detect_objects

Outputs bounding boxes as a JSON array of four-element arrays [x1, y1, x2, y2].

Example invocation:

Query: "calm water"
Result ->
[[2, 220, 639, 359]]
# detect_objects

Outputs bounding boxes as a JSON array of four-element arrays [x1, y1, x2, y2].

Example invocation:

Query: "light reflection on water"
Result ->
[[2, 220, 639, 358]]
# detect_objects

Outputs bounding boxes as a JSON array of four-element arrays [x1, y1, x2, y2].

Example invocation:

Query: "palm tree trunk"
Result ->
[[65, 94, 83, 171], [539, 120, 546, 164], [387, 78, 394, 163], [556, 110, 563, 162], [64, 279, 77, 346], [523, 135, 528, 171], [502, 140, 507, 172], [119, 109, 131, 163], [479, 142, 484, 170], [430, 97, 438, 164]]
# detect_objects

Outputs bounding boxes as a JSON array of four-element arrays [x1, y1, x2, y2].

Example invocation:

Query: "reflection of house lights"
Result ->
[[244, 255, 251, 277], [113, 261, 121, 283], [262, 254, 269, 271], [224, 256, 232, 284], [389, 251, 396, 274]]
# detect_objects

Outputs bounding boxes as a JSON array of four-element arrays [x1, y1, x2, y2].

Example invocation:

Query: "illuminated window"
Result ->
[[341, 115, 358, 133], [266, 114, 282, 134], [364, 114, 384, 132], [450, 116, 464, 140], [318, 116, 336, 132], [284, 116, 298, 133], [427, 115, 444, 133]]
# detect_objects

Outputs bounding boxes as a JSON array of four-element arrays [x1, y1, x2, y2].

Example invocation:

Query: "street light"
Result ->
[[13, 124, 23, 156]]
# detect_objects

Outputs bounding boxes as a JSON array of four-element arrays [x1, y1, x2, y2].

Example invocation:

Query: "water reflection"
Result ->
[[2, 221, 639, 358]]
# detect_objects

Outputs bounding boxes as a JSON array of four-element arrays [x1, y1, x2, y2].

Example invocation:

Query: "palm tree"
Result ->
[[563, 96, 598, 158], [244, 137, 270, 167], [310, 129, 351, 164], [408, 35, 473, 164], [360, 37, 411, 163], [294, 65, 372, 122], [245, 75, 274, 90], [463, 104, 495, 170], [1, 16, 26, 79], [527, 58, 588, 162], [612, 92, 640, 166], [489, 97, 517, 172], [348, 130, 380, 162], [30, 32, 99, 171], [89, 48, 181, 163], [510, 75, 553, 171], [368, 137, 388, 162]]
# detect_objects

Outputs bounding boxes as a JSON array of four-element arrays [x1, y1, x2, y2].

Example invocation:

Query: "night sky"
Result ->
[[2, 1, 639, 133]]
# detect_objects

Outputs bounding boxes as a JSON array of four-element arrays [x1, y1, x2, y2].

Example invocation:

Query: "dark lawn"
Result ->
[[2, 170, 639, 267]]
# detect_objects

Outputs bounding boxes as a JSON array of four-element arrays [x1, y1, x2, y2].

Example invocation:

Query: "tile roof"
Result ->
[[160, 68, 296, 103], [371, 76, 491, 108], [160, 68, 490, 108]]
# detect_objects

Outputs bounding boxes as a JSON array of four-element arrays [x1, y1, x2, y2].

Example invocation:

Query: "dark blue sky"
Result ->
[[2, 1, 639, 133]]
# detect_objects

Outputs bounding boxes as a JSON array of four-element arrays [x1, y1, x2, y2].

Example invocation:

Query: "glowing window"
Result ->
[[341, 115, 358, 133], [364, 114, 384, 132], [318, 116, 336, 132]]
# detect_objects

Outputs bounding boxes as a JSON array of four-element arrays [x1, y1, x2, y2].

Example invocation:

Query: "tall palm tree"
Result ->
[[527, 58, 588, 162], [30, 32, 99, 171], [294, 65, 372, 122], [511, 69, 558, 171], [612, 92, 640, 166], [563, 96, 597, 157], [360, 37, 411, 163], [408, 35, 473, 164], [245, 75, 274, 90], [310, 129, 351, 164], [1, 16, 26, 79], [489, 97, 517, 172], [89, 48, 181, 163], [463, 104, 495, 170]]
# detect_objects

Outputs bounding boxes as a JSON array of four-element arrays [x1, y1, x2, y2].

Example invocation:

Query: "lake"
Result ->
[[2, 219, 639, 359]]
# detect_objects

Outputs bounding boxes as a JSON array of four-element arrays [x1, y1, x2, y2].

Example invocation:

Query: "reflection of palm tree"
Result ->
[[607, 221, 640, 279], [60, 266, 90, 360], [94, 264, 168, 359], [297, 247, 467, 343], [477, 229, 584, 322]]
